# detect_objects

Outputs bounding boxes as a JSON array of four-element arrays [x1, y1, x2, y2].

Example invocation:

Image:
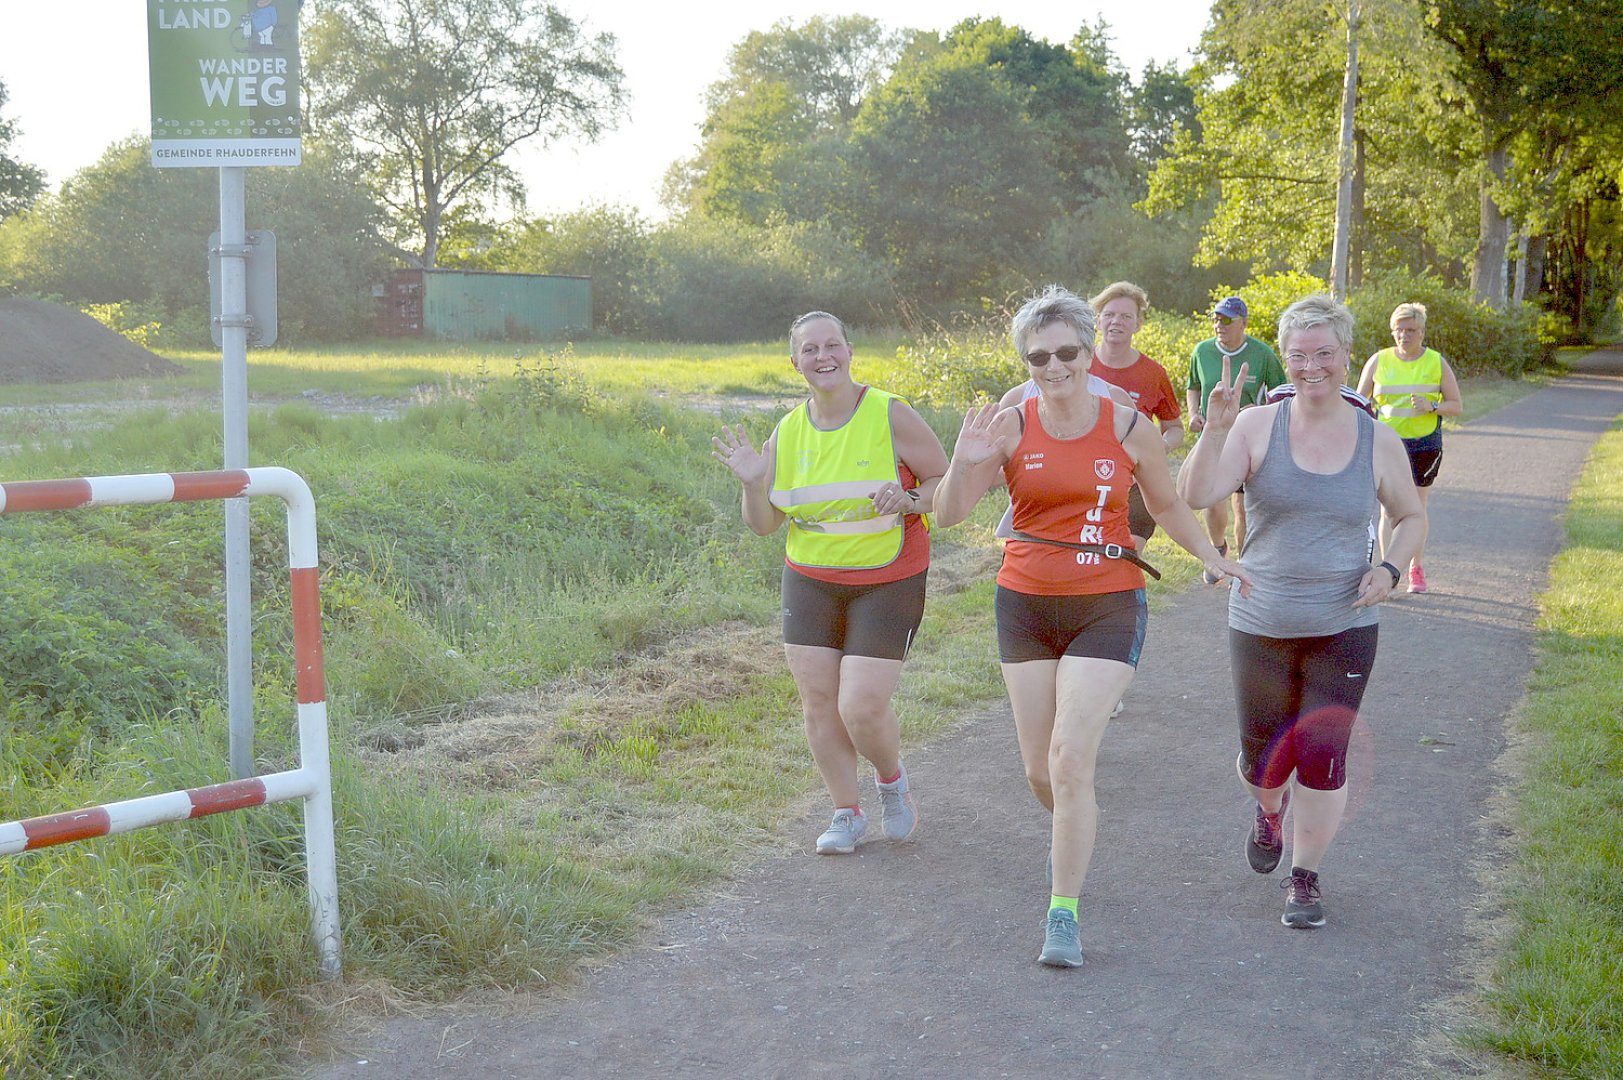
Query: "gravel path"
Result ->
[[308, 349, 1623, 1080]]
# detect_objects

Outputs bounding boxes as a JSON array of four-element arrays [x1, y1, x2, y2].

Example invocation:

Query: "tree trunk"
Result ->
[[1525, 234, 1547, 299], [1351, 126, 1366, 289], [1472, 146, 1511, 307], [1330, 0, 1359, 302], [1512, 231, 1528, 304]]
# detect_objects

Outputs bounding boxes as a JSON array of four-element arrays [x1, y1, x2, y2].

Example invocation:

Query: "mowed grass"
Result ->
[[1461, 416, 1623, 1078]]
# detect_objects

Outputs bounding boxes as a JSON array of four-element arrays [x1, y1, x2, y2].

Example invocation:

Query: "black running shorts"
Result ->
[[781, 566, 927, 661], [995, 587, 1147, 665]]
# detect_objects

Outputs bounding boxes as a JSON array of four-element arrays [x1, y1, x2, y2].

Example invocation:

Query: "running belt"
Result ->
[[1007, 530, 1162, 580]]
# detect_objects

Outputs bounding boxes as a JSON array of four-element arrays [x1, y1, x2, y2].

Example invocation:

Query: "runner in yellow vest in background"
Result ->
[[1355, 302, 1463, 593]]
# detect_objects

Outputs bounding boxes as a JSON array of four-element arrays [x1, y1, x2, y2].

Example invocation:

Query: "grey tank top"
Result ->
[[1228, 399, 1379, 638]]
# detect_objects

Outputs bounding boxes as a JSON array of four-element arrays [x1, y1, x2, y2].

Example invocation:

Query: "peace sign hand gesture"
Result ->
[[1202, 356, 1251, 436]]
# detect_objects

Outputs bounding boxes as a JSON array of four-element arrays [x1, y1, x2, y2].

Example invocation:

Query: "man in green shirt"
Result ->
[[1186, 296, 1287, 580]]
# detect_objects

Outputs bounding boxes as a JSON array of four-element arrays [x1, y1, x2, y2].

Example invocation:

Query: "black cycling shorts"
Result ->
[[1403, 428, 1443, 488], [1230, 624, 1379, 791], [996, 587, 1147, 665], [781, 566, 926, 661]]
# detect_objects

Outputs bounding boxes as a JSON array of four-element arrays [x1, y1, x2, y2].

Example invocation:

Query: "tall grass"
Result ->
[[0, 349, 1005, 1077]]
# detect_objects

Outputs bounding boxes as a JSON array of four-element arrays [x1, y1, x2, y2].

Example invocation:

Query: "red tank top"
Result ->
[[997, 396, 1145, 596]]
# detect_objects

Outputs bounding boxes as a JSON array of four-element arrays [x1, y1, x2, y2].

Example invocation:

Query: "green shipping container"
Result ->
[[377, 269, 591, 340]]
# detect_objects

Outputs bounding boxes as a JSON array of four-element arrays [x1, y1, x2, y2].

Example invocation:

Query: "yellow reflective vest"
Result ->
[[1371, 347, 1443, 439], [770, 387, 909, 570]]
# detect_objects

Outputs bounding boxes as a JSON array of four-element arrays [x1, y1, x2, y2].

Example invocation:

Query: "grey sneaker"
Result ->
[[1281, 867, 1326, 928], [815, 808, 867, 854], [1038, 908, 1084, 968], [1203, 542, 1229, 585], [1246, 787, 1290, 874], [876, 766, 919, 841]]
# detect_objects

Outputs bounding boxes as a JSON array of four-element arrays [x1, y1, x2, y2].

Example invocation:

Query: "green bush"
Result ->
[[884, 313, 1020, 408], [642, 216, 895, 342], [1344, 270, 1554, 374]]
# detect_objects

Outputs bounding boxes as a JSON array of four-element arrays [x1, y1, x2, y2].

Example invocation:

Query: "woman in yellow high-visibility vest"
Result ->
[[1355, 302, 1463, 593], [712, 311, 949, 856]]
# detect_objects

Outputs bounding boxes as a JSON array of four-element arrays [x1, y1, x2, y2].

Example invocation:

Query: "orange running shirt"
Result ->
[[997, 397, 1145, 596]]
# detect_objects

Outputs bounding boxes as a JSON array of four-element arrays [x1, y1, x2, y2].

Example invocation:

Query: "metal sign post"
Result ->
[[219, 167, 254, 778], [148, 0, 302, 778]]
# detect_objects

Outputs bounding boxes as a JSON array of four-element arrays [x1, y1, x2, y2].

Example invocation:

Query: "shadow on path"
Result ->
[[308, 350, 1623, 1080]]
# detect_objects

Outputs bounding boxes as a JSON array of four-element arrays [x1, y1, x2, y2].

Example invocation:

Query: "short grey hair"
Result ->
[[1011, 285, 1097, 359], [789, 310, 848, 351], [1390, 302, 1428, 330], [1277, 294, 1354, 353]]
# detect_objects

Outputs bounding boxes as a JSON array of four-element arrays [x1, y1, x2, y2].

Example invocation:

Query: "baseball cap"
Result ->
[[1214, 296, 1248, 318]]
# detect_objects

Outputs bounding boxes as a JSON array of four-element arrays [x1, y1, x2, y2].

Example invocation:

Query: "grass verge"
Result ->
[[1458, 416, 1623, 1077]]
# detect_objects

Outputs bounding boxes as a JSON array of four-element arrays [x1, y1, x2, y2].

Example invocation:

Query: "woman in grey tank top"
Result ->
[[1177, 295, 1426, 930]]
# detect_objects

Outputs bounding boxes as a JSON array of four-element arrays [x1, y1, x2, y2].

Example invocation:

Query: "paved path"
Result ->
[[309, 350, 1623, 1080]]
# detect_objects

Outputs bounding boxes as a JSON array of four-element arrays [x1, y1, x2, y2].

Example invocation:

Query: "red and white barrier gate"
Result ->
[[0, 467, 341, 978]]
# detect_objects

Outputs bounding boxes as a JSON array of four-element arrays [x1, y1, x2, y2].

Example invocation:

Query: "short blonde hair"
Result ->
[[1089, 281, 1149, 320], [1278, 294, 1354, 353], [1390, 302, 1428, 330]]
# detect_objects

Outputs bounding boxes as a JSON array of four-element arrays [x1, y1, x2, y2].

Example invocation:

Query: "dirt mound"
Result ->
[[0, 298, 185, 384]]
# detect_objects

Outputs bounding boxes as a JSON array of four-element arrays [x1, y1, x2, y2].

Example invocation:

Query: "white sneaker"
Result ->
[[876, 766, 919, 841], [815, 808, 867, 854]]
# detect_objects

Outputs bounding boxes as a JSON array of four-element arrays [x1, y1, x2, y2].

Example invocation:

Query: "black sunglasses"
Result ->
[[1214, 314, 1238, 325], [1024, 345, 1083, 367]]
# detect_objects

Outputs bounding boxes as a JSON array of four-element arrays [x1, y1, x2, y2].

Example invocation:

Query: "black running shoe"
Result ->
[[1281, 867, 1325, 929], [1245, 787, 1289, 874]]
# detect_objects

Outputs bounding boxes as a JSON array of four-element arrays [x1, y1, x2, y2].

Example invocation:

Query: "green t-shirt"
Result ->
[[1187, 336, 1287, 415]]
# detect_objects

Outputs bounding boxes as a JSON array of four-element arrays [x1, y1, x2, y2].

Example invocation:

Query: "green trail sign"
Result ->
[[147, 0, 302, 168]]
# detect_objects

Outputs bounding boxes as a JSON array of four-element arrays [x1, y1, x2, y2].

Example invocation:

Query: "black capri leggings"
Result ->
[[1230, 624, 1379, 791]]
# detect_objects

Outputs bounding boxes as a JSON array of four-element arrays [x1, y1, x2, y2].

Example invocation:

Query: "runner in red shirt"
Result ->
[[1088, 281, 1182, 550]]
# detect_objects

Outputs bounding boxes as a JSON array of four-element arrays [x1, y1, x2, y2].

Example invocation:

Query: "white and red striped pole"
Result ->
[[0, 467, 341, 978]]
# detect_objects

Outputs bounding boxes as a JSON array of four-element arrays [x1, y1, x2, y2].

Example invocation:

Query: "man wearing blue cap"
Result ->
[[1186, 296, 1286, 581]]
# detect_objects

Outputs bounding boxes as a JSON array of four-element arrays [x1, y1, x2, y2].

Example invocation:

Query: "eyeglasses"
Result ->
[[1214, 315, 1238, 325], [1284, 348, 1343, 367], [1023, 345, 1083, 367]]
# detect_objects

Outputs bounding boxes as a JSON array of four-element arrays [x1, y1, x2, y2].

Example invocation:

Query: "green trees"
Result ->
[[0, 139, 390, 343], [1429, 0, 1623, 309], [1143, 0, 1476, 284], [666, 16, 1151, 312], [304, 0, 625, 268], [674, 15, 903, 227], [0, 78, 45, 223]]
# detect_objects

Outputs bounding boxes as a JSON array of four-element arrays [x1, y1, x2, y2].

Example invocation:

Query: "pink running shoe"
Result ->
[[1408, 565, 1428, 593]]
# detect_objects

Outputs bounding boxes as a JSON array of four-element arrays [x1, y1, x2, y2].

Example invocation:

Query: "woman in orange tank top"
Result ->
[[935, 285, 1250, 969]]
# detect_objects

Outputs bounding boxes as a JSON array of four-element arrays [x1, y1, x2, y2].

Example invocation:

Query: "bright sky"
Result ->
[[1, 1, 1212, 220]]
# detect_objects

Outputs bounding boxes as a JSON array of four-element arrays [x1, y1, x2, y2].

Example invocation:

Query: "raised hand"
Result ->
[[1202, 356, 1251, 435], [952, 402, 1012, 467], [712, 424, 768, 486]]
